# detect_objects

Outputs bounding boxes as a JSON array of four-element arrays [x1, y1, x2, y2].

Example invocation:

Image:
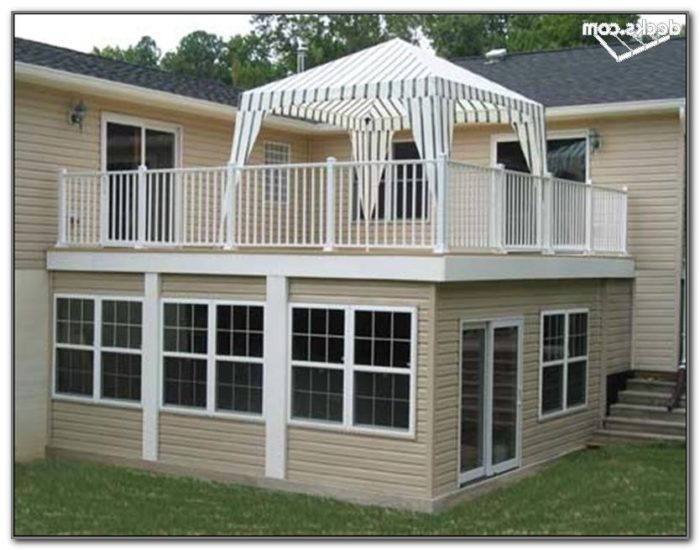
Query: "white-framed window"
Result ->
[[289, 304, 417, 435], [161, 299, 265, 416], [53, 294, 143, 404], [539, 309, 589, 418], [264, 141, 290, 203], [493, 132, 590, 183]]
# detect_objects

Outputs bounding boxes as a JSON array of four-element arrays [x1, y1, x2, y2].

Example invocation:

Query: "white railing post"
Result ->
[[621, 186, 628, 254], [224, 162, 237, 249], [585, 178, 593, 254], [490, 163, 505, 252], [136, 164, 147, 247], [542, 172, 554, 254], [323, 157, 336, 252], [434, 153, 449, 253], [57, 168, 68, 246], [99, 172, 109, 246]]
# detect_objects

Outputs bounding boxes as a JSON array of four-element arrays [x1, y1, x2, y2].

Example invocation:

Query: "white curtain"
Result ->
[[511, 112, 546, 176], [221, 110, 265, 240], [405, 97, 456, 199], [350, 129, 394, 218]]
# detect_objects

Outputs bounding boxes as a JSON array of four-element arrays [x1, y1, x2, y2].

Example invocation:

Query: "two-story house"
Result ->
[[14, 36, 686, 512]]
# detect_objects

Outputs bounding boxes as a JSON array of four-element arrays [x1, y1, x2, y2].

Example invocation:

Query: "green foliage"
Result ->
[[505, 14, 640, 54], [160, 31, 232, 84], [14, 445, 686, 535], [92, 35, 160, 68], [90, 14, 643, 88]]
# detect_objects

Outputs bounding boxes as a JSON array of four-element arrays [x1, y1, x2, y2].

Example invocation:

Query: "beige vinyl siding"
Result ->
[[415, 115, 682, 371], [14, 80, 313, 268], [161, 274, 266, 300], [158, 412, 265, 478], [52, 271, 144, 295], [433, 279, 603, 498], [50, 400, 142, 459], [601, 279, 633, 373], [286, 278, 435, 498]]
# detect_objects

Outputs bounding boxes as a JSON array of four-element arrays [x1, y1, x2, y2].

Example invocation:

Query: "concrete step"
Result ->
[[627, 378, 678, 395], [588, 429, 686, 447], [610, 403, 686, 424], [604, 416, 686, 437], [618, 390, 685, 408]]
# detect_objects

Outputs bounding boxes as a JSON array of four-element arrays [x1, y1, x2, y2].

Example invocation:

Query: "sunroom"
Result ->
[[56, 39, 627, 255]]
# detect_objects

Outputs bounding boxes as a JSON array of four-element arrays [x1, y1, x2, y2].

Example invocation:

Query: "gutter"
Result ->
[[546, 98, 686, 120]]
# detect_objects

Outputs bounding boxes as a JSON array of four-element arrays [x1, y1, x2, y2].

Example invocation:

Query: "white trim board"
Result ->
[[47, 250, 635, 282]]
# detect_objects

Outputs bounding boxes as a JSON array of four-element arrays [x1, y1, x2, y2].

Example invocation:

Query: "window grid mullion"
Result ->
[[206, 302, 216, 413], [562, 313, 569, 410], [344, 305, 355, 428], [93, 298, 102, 401]]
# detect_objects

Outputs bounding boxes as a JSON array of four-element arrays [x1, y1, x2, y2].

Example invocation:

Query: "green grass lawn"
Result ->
[[14, 444, 686, 536]]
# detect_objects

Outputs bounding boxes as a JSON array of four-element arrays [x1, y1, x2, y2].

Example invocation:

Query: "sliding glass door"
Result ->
[[460, 319, 522, 485], [104, 118, 178, 244]]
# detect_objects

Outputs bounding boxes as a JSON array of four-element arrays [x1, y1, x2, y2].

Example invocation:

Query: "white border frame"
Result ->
[[52, 293, 144, 410], [457, 316, 524, 486], [489, 129, 591, 179], [158, 297, 266, 423], [287, 302, 418, 439], [538, 308, 590, 421]]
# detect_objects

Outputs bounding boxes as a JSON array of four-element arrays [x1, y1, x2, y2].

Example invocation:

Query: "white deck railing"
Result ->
[[57, 158, 628, 255]]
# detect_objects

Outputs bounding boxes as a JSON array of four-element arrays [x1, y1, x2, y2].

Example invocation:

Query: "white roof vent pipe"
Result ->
[[484, 48, 507, 63], [297, 40, 308, 73]]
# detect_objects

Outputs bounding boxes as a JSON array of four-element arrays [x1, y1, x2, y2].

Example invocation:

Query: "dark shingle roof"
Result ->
[[453, 38, 686, 107], [14, 37, 242, 107]]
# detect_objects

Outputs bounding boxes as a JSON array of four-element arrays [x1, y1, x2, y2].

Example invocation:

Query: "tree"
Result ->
[[90, 14, 643, 87], [161, 31, 232, 84], [505, 14, 639, 53], [92, 35, 161, 67], [227, 33, 286, 88], [249, 14, 417, 75]]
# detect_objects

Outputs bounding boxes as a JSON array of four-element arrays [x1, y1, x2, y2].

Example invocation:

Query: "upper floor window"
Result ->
[[264, 142, 290, 203], [497, 137, 588, 182], [103, 115, 180, 243]]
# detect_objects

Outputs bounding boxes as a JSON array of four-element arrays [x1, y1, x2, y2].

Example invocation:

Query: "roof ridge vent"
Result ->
[[484, 48, 507, 63]]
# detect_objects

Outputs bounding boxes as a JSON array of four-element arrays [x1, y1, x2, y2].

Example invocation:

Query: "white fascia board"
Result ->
[[546, 98, 686, 120], [47, 250, 635, 282], [444, 254, 635, 281]]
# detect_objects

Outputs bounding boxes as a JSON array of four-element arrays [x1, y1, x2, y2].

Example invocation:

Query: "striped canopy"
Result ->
[[229, 38, 548, 215]]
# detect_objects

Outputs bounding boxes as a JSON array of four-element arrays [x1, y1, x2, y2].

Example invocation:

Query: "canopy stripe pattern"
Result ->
[[228, 38, 548, 219]]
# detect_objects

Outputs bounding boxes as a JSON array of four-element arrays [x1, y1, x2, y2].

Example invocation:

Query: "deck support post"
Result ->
[[489, 163, 506, 253], [57, 168, 68, 246], [585, 178, 593, 254], [434, 153, 449, 254], [264, 275, 289, 479], [323, 157, 336, 251], [142, 272, 160, 461], [542, 172, 554, 255], [223, 162, 237, 250], [136, 164, 147, 248]]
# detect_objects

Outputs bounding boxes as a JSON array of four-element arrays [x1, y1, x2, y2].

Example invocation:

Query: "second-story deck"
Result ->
[[57, 158, 628, 257]]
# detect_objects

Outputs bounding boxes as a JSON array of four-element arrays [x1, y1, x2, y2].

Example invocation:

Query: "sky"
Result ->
[[14, 14, 254, 53], [14, 13, 686, 55]]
